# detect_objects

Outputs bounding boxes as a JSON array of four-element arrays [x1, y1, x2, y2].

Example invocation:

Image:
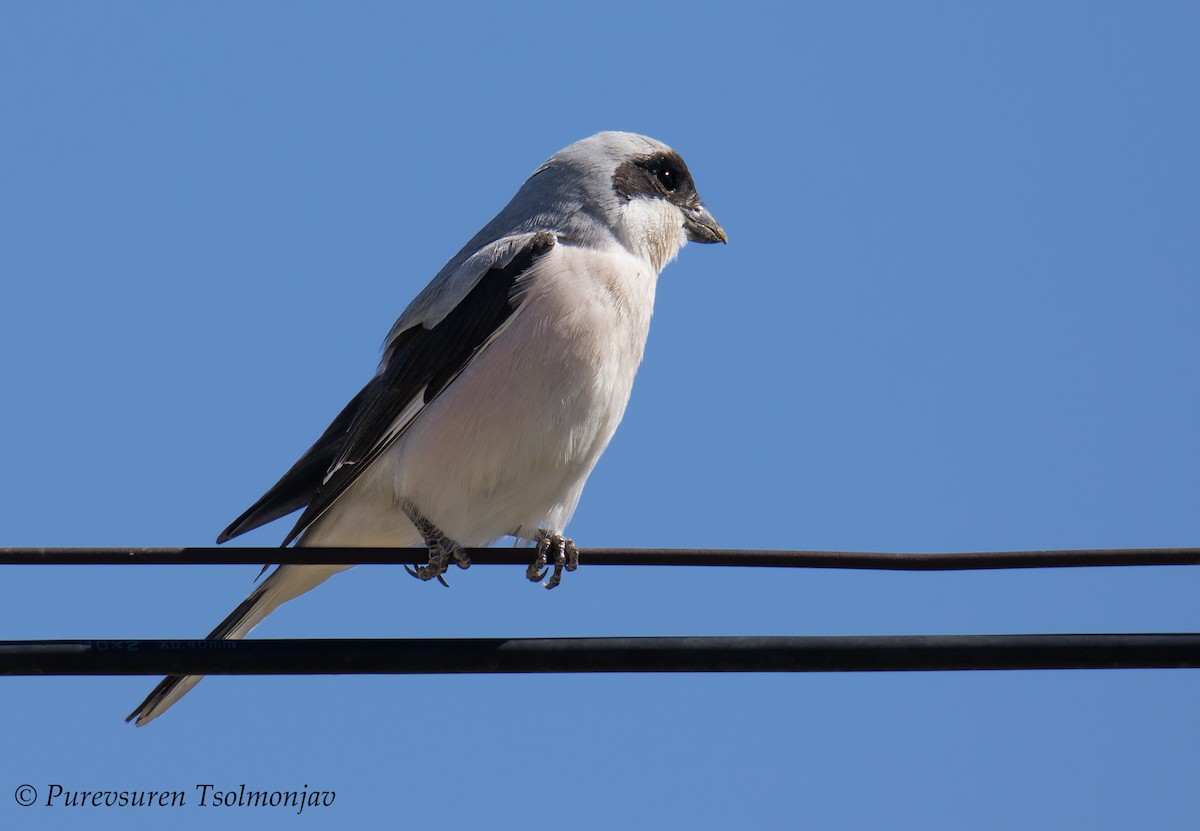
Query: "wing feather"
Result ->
[[216, 231, 557, 546]]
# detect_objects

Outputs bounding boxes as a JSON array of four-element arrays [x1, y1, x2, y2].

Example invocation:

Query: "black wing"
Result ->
[[216, 231, 557, 546]]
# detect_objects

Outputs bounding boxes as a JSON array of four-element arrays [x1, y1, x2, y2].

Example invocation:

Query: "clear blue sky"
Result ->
[[2, 2, 1199, 828]]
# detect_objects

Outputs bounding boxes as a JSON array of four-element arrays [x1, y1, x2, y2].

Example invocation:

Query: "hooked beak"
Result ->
[[684, 205, 727, 244]]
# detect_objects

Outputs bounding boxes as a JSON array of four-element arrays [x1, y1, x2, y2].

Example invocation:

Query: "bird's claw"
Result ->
[[404, 563, 451, 587], [403, 540, 467, 588], [526, 548, 547, 582], [403, 502, 469, 588], [529, 531, 579, 590]]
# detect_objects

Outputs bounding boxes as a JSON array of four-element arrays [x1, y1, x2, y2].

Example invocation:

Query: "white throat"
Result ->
[[616, 199, 688, 273]]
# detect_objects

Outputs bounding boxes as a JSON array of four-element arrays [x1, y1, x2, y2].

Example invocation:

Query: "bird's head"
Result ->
[[525, 131, 726, 272]]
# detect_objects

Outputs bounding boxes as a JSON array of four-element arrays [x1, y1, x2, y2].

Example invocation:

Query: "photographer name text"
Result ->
[[14, 783, 335, 814]]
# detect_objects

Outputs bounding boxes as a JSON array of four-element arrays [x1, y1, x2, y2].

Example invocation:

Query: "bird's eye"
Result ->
[[653, 166, 677, 192]]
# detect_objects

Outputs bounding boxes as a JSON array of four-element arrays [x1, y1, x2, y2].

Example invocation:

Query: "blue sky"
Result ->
[[2, 2, 1199, 828]]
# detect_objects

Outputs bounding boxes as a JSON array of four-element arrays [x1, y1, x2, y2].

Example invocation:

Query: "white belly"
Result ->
[[300, 243, 657, 548]]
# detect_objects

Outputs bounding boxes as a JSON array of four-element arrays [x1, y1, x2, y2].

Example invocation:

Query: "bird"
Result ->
[[126, 131, 725, 725]]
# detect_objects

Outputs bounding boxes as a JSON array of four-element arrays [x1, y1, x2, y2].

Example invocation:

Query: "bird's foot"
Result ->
[[527, 530, 579, 590], [403, 502, 470, 587]]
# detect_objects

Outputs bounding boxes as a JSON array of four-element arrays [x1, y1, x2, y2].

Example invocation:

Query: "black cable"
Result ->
[[3, 547, 1199, 569], [2, 634, 1198, 676]]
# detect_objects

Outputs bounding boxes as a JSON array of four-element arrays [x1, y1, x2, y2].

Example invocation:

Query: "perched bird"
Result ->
[[127, 131, 725, 725]]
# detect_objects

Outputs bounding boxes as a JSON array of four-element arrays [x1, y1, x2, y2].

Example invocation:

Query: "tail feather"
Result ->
[[126, 564, 348, 726]]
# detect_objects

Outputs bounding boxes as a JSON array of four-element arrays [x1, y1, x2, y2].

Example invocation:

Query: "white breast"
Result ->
[[303, 242, 659, 548]]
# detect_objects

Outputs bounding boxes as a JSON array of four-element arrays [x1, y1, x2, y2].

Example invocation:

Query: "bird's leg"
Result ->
[[529, 530, 580, 590], [526, 533, 550, 583], [402, 501, 470, 587]]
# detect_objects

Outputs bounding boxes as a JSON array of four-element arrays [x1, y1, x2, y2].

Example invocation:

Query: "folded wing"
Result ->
[[216, 230, 558, 545]]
